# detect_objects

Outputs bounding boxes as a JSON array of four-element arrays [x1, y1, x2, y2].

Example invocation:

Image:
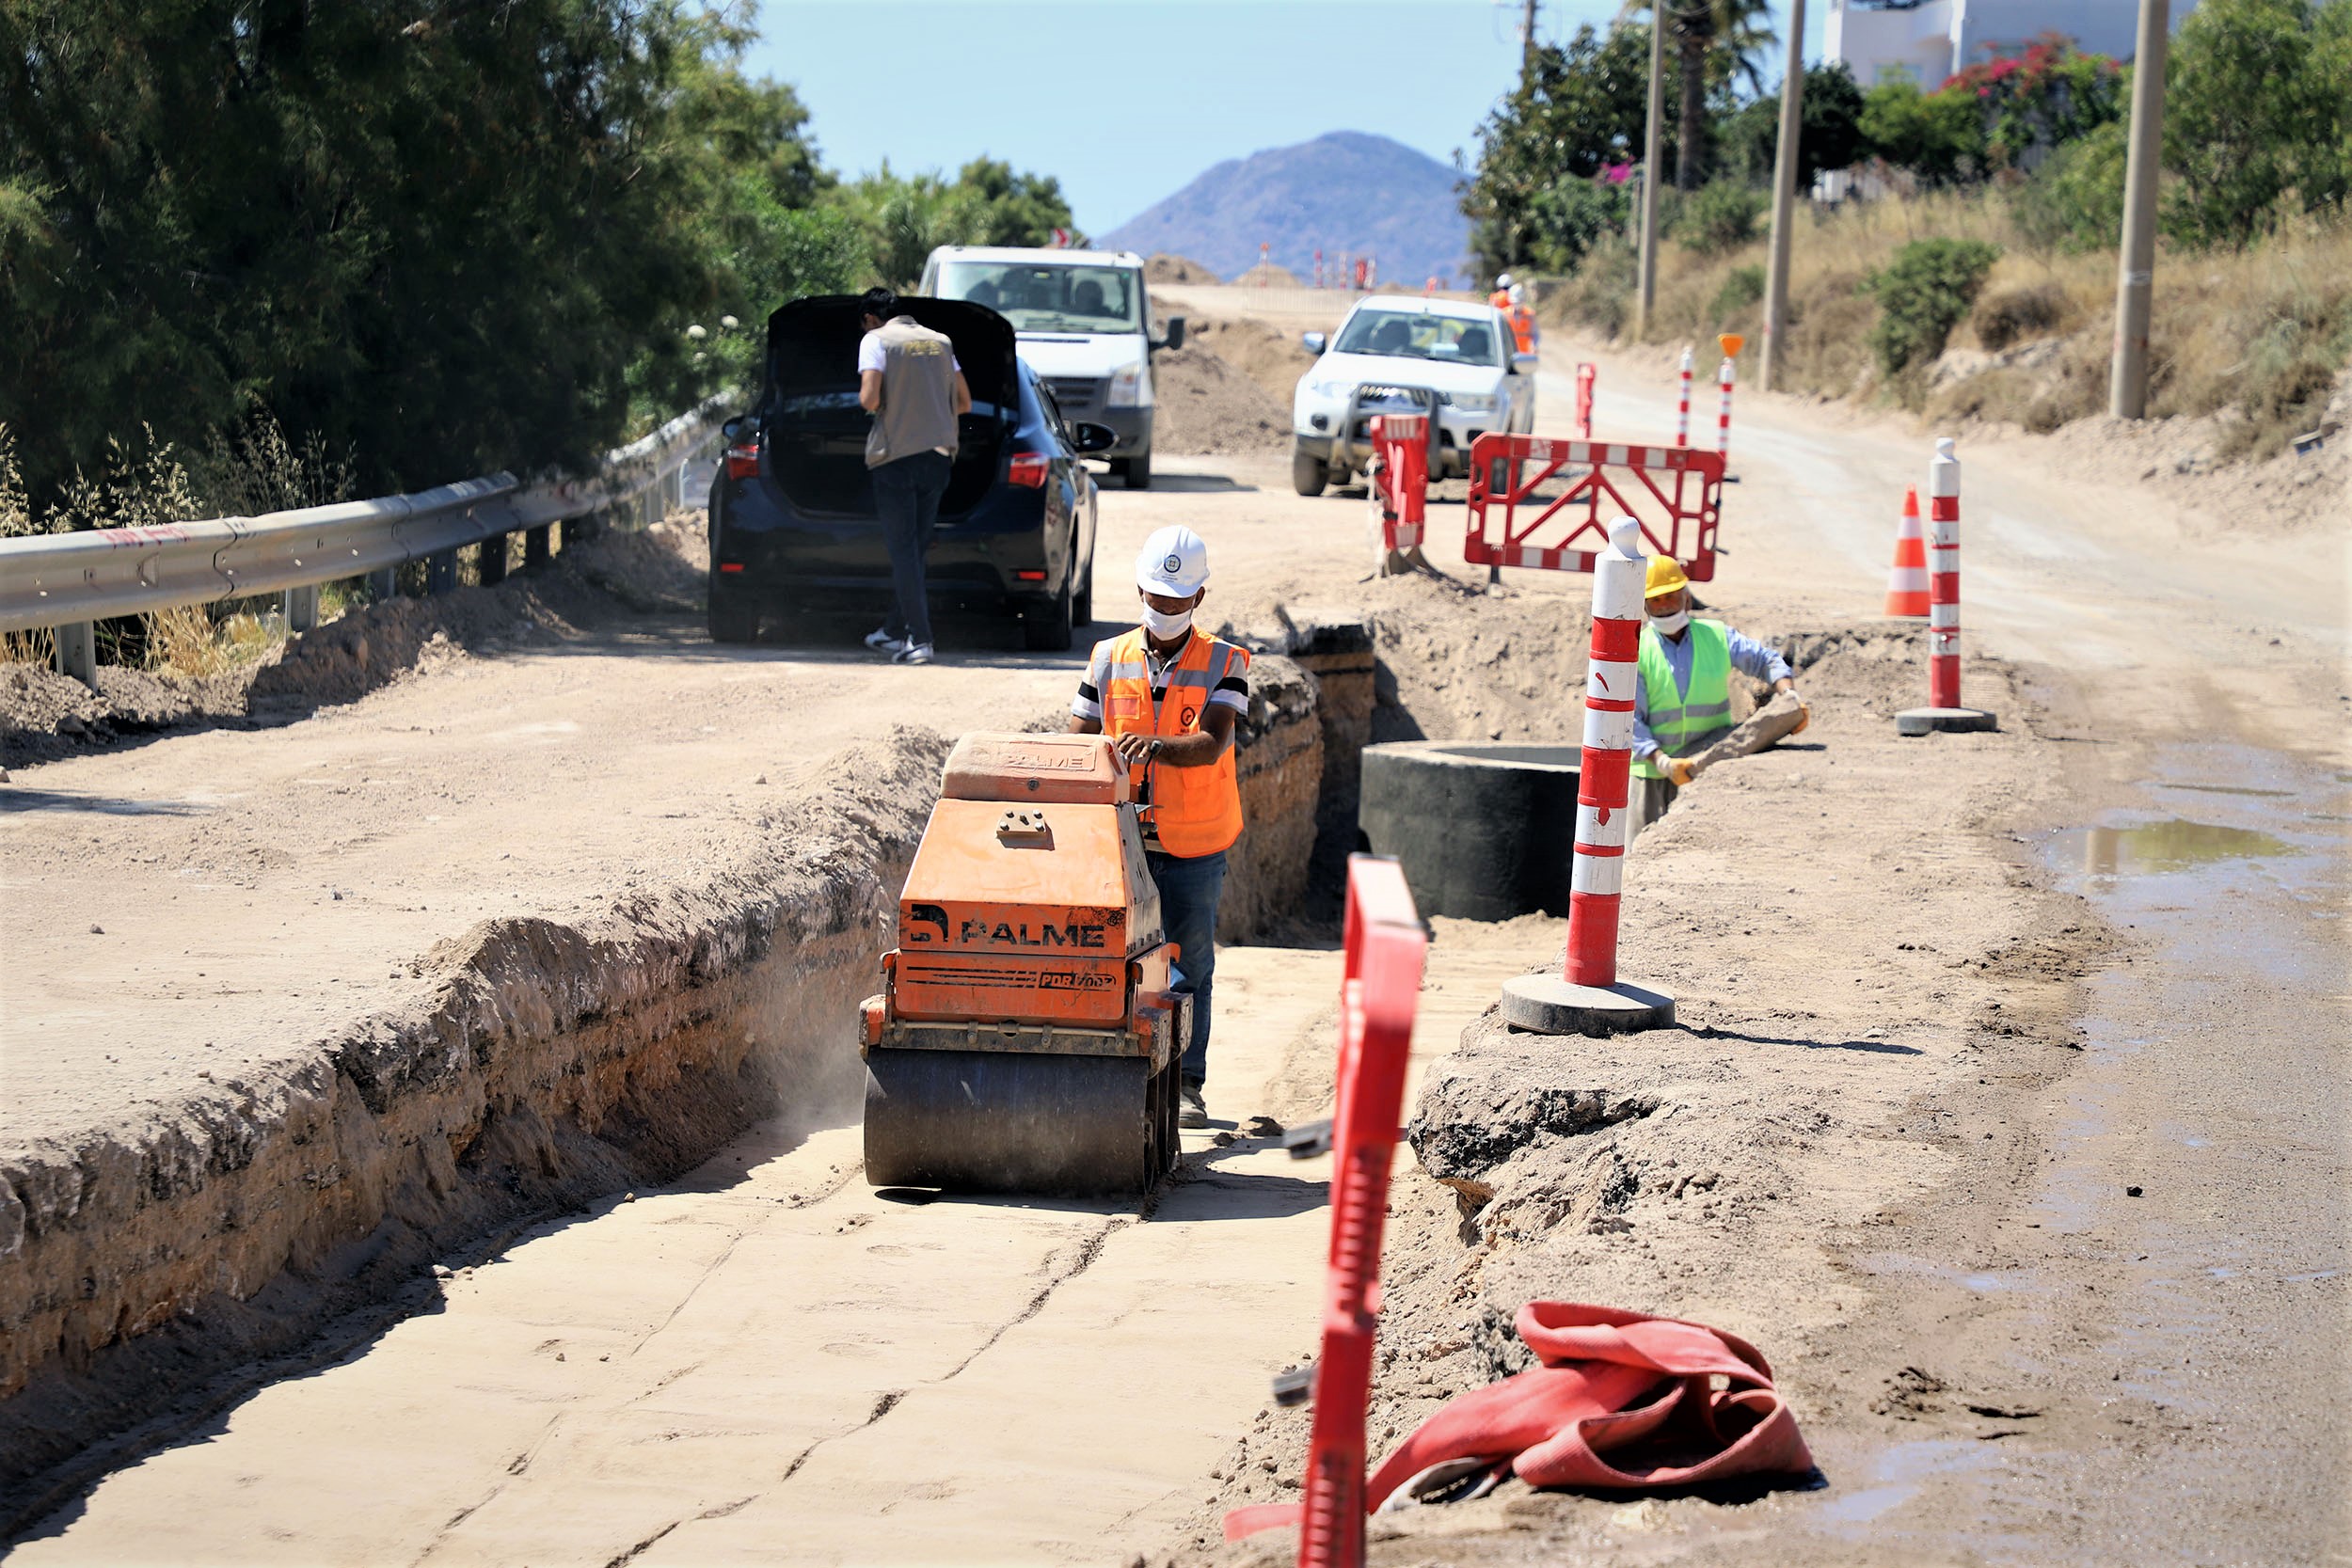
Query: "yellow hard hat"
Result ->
[[1645, 555, 1690, 599]]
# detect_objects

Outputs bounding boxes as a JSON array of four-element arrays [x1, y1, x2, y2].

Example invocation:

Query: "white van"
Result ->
[[920, 245, 1184, 489]]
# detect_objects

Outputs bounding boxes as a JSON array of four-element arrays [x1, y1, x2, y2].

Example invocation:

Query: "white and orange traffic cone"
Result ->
[[1884, 485, 1929, 618]]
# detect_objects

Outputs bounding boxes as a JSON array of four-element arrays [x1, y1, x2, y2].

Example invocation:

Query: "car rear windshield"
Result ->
[[1334, 309, 1502, 367], [936, 261, 1143, 335]]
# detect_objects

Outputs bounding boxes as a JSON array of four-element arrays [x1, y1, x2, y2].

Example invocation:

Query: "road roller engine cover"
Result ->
[[861, 732, 1189, 1195]]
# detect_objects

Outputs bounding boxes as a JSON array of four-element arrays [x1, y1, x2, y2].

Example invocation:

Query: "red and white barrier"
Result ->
[[1368, 412, 1429, 573], [1885, 484, 1928, 618], [1676, 347, 1693, 448], [1222, 855, 1427, 1565], [1568, 517, 1645, 987], [1715, 355, 1735, 461], [1896, 437, 1997, 734], [1928, 440, 1961, 707], [1464, 433, 1722, 583], [1575, 362, 1597, 440]]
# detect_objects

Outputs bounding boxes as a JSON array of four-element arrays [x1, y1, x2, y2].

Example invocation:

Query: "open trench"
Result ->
[[3, 610, 1478, 1552]]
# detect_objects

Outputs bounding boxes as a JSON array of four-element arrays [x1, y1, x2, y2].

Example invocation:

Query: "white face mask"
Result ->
[[1649, 609, 1691, 636], [1141, 604, 1194, 641]]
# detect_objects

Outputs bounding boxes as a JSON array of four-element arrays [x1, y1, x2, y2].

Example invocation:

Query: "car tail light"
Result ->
[[718, 562, 746, 574], [1014, 569, 1046, 582], [725, 443, 759, 480], [1007, 451, 1051, 488]]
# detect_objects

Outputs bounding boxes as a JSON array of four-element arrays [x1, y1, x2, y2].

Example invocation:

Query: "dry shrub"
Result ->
[[145, 603, 284, 679], [1972, 283, 2070, 350]]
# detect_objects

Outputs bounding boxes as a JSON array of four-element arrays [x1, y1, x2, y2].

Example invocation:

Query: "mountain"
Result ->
[[1100, 132, 1473, 289]]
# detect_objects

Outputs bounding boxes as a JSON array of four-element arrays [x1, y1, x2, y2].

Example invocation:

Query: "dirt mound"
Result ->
[[1145, 253, 1218, 284], [0, 516, 708, 767], [1151, 344, 1291, 456], [1232, 261, 1302, 289], [1184, 317, 1320, 410]]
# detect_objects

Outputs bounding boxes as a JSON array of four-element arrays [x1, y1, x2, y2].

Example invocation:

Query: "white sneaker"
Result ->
[[864, 626, 908, 653], [893, 641, 934, 665]]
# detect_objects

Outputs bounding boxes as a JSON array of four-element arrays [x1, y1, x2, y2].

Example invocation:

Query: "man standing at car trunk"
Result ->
[[1068, 526, 1250, 1131], [858, 287, 971, 666]]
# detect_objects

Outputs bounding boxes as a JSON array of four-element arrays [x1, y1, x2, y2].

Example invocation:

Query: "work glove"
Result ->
[[1664, 756, 1695, 786], [1788, 689, 1809, 736]]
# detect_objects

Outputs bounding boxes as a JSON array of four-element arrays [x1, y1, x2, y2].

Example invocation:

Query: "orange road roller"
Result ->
[[860, 732, 1187, 1196]]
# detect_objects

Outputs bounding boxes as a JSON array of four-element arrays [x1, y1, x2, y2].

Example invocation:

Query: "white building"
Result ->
[[1824, 0, 2201, 88]]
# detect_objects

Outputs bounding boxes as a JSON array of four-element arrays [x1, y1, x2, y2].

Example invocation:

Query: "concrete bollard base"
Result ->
[[1895, 705, 1998, 736], [1500, 974, 1676, 1037]]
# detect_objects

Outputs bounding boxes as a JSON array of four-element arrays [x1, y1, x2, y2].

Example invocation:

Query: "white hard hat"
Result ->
[[1508, 282, 1525, 306], [1136, 525, 1209, 596], [1497, 272, 1515, 288]]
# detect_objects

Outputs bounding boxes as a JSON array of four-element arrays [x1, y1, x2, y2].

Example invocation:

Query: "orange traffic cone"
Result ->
[[1884, 486, 1929, 618]]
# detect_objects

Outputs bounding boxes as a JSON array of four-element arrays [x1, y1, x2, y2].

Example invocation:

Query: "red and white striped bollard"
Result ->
[[1676, 347, 1693, 448], [1896, 437, 1997, 735], [1715, 355, 1735, 462], [1499, 516, 1676, 1035]]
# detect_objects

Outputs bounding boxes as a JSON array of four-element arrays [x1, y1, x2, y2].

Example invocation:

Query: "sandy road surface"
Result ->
[[8, 931, 1546, 1566], [7, 288, 2346, 1562]]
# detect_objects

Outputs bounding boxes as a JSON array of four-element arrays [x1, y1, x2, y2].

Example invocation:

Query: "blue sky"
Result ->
[[741, 2, 1826, 237]]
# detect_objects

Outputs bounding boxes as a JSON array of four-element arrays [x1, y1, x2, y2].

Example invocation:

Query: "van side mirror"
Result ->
[[1511, 352, 1540, 373], [1303, 331, 1327, 356], [1069, 421, 1118, 454], [1154, 317, 1186, 353]]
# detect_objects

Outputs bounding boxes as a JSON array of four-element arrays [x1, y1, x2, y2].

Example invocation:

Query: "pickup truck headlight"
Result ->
[[1311, 377, 1354, 398], [1107, 361, 1146, 407], [1442, 391, 1497, 413]]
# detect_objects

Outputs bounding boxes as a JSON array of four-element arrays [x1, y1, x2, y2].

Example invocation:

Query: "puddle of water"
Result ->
[[1813, 1438, 1989, 1527], [1865, 1253, 2026, 1293], [2049, 819, 2288, 877]]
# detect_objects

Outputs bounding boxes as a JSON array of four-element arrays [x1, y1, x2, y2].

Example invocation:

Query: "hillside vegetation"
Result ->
[[1476, 0, 2352, 459]]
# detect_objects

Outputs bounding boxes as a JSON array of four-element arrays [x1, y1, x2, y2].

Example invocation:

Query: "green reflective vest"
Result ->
[[1632, 618, 1733, 780]]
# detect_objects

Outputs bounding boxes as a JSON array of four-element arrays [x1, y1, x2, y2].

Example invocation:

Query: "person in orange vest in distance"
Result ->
[[1068, 526, 1251, 1130], [1505, 281, 1539, 358], [1487, 271, 1514, 311]]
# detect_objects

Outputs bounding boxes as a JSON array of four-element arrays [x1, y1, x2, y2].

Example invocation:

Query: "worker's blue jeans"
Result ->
[[1147, 847, 1226, 1086]]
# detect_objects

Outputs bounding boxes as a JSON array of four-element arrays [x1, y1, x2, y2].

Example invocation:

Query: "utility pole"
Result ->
[[2110, 0, 2169, 419], [1521, 0, 1540, 70], [1759, 0, 1806, 392], [1635, 4, 1665, 337]]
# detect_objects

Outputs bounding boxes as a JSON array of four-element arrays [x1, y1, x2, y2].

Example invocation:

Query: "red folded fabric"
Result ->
[[1364, 1301, 1813, 1507]]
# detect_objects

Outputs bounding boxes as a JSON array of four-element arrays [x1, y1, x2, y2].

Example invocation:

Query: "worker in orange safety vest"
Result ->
[[1487, 271, 1514, 311], [1505, 281, 1538, 357], [1068, 525, 1251, 1132]]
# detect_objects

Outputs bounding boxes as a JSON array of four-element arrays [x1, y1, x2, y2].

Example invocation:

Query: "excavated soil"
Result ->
[[1152, 343, 1292, 457], [1184, 317, 1322, 410], [1147, 253, 1221, 284]]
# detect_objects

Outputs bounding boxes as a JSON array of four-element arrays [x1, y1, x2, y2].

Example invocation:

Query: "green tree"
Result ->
[[0, 0, 848, 511], [1461, 21, 1664, 277], [827, 159, 1081, 288], [1867, 238, 2002, 376], [1717, 61, 1867, 188], [1639, 0, 1778, 190], [1857, 79, 1990, 184], [2162, 0, 2351, 246]]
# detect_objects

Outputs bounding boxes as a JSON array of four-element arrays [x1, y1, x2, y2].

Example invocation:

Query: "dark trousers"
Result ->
[[870, 450, 950, 647], [1628, 773, 1678, 842], [1147, 847, 1227, 1085]]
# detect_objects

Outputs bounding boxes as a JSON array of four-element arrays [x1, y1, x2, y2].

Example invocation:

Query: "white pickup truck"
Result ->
[[920, 245, 1184, 489], [1289, 295, 1536, 496]]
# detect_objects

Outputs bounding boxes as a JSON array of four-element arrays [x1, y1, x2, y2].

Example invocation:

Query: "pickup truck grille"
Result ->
[[1045, 376, 1103, 413]]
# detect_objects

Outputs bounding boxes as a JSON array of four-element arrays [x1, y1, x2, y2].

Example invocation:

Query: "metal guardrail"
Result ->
[[1, 395, 729, 683]]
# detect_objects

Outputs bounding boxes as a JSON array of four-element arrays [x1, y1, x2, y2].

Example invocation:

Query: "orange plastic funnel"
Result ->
[[1717, 333, 1745, 359]]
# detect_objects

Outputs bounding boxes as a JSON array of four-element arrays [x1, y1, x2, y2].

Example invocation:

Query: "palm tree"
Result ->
[[1630, 0, 1779, 189]]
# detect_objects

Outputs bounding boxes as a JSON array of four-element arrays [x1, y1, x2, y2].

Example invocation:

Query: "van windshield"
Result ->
[[1334, 309, 1503, 367], [936, 261, 1143, 335]]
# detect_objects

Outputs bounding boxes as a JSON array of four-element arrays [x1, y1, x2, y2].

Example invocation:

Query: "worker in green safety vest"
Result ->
[[1629, 555, 1805, 837]]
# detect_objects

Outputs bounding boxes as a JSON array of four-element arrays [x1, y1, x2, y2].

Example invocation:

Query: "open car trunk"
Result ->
[[759, 295, 1020, 518]]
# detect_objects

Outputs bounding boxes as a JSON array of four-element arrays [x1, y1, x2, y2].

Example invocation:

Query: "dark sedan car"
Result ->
[[707, 295, 1109, 651]]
